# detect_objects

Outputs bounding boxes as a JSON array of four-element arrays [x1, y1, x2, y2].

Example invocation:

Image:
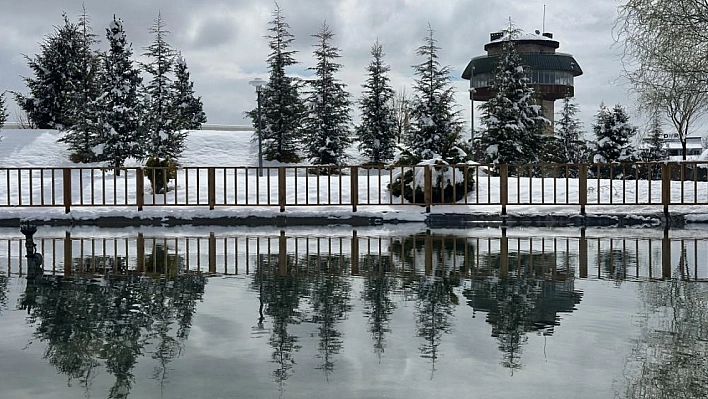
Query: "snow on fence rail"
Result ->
[[0, 162, 707, 214]]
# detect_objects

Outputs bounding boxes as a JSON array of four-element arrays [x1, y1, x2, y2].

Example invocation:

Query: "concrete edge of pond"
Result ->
[[0, 212, 696, 229]]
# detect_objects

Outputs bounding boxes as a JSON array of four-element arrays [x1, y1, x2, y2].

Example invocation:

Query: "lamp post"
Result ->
[[249, 78, 265, 177]]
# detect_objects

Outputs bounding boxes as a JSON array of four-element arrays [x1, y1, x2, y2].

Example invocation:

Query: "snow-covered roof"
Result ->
[[489, 31, 557, 44]]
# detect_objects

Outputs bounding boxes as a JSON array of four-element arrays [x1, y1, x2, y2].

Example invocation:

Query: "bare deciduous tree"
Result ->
[[616, 0, 708, 159]]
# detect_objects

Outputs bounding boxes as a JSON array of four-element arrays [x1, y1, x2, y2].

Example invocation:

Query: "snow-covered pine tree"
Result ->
[[388, 25, 471, 204], [141, 12, 182, 194], [407, 25, 464, 164], [15, 13, 94, 130], [0, 91, 7, 130], [142, 12, 184, 161], [248, 5, 306, 163], [96, 16, 144, 173], [478, 25, 548, 165], [592, 103, 637, 163], [356, 40, 397, 165], [554, 95, 587, 164], [639, 113, 666, 162], [61, 6, 104, 162], [302, 22, 352, 169], [171, 54, 206, 131]]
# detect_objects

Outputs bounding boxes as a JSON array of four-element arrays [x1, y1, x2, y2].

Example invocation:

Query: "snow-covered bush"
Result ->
[[388, 157, 475, 204]]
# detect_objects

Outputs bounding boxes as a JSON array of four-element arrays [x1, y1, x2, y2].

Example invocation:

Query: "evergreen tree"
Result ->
[[591, 103, 638, 164], [171, 54, 206, 132], [15, 14, 94, 130], [407, 25, 464, 163], [639, 113, 667, 162], [356, 40, 397, 165], [478, 25, 548, 165], [302, 23, 352, 168], [0, 91, 7, 130], [388, 26, 472, 204], [60, 6, 104, 163], [96, 16, 144, 171], [554, 95, 587, 164], [249, 5, 306, 163], [142, 12, 184, 161]]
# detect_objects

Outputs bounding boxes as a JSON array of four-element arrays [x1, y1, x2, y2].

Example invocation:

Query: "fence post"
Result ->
[[350, 166, 359, 212], [208, 232, 216, 273], [278, 167, 286, 212], [579, 164, 588, 216], [424, 166, 432, 213], [662, 228, 671, 279], [579, 228, 588, 278], [351, 230, 359, 275], [136, 233, 145, 273], [208, 167, 216, 210], [499, 164, 508, 216], [136, 168, 144, 211], [62, 168, 72, 214], [64, 231, 72, 275], [500, 227, 509, 278], [279, 230, 287, 275], [661, 163, 671, 217]]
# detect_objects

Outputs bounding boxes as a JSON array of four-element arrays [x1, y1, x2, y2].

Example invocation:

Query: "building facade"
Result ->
[[462, 30, 583, 135]]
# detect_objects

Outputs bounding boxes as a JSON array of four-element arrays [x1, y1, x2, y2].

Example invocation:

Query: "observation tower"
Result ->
[[462, 30, 583, 135]]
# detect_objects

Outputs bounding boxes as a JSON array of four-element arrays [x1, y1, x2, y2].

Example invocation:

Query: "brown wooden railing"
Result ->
[[1, 162, 708, 214], [4, 230, 708, 281]]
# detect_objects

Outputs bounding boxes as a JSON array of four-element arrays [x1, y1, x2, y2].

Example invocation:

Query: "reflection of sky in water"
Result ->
[[0, 227, 706, 399]]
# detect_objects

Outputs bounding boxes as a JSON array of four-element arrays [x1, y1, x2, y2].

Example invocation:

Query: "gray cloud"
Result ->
[[0, 0, 630, 133]]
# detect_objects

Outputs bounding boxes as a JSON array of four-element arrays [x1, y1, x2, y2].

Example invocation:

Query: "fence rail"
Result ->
[[1, 162, 707, 214], [3, 230, 707, 281]]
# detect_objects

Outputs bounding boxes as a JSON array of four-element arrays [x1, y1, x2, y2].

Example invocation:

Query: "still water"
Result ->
[[0, 226, 707, 399]]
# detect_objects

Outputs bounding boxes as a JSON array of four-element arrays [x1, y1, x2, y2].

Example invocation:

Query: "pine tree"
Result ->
[[302, 23, 352, 168], [640, 113, 666, 162], [407, 25, 464, 163], [554, 95, 587, 164], [15, 13, 94, 130], [171, 54, 206, 131], [60, 7, 104, 162], [0, 91, 7, 130], [142, 12, 184, 161], [96, 16, 144, 172], [356, 40, 397, 165], [249, 5, 306, 163], [388, 26, 472, 204], [478, 25, 548, 165], [591, 103, 637, 164]]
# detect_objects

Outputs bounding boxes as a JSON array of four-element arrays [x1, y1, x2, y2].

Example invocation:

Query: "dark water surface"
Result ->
[[0, 226, 707, 399]]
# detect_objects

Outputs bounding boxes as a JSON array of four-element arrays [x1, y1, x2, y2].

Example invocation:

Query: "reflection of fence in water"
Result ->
[[1, 232, 708, 281]]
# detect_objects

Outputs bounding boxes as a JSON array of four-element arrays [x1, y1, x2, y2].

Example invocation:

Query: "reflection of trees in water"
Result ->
[[0, 273, 7, 315], [360, 254, 397, 360], [19, 271, 206, 398], [621, 280, 708, 398], [304, 254, 352, 378], [391, 234, 467, 375], [464, 250, 582, 371], [415, 276, 458, 376], [598, 248, 636, 283], [251, 254, 307, 389]]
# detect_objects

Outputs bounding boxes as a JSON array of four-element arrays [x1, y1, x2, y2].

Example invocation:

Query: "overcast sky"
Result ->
[[0, 0, 632, 134]]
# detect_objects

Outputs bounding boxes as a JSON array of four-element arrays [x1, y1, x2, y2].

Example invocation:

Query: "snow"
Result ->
[[1, 128, 708, 224]]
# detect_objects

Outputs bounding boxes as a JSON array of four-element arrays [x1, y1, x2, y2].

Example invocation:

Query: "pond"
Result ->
[[0, 225, 707, 399]]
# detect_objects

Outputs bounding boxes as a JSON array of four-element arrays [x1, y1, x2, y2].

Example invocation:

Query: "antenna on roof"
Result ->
[[543, 4, 546, 33]]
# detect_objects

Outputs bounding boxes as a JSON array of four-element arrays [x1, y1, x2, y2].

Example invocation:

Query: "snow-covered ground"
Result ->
[[1, 128, 708, 223]]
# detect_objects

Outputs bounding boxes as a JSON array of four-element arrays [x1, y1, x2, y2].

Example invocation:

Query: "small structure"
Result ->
[[462, 30, 583, 134], [664, 134, 704, 161]]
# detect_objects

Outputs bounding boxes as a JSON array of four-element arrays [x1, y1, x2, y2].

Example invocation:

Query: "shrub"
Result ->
[[388, 159, 475, 204], [144, 157, 177, 194]]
